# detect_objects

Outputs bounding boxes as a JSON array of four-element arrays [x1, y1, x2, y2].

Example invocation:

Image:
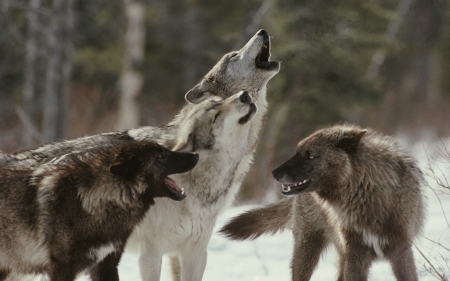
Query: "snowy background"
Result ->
[[60, 139, 450, 280]]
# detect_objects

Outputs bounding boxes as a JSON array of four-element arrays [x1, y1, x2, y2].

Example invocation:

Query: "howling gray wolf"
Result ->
[[3, 29, 280, 281], [127, 90, 259, 281], [220, 124, 426, 281], [0, 141, 198, 281], [183, 29, 280, 214]]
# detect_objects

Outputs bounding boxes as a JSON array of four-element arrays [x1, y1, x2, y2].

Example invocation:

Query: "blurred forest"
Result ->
[[1, 0, 450, 202]]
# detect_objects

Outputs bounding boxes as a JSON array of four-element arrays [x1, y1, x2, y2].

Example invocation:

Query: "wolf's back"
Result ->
[[219, 197, 293, 240]]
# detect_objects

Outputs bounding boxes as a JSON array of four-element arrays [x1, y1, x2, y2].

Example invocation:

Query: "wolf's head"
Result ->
[[35, 142, 199, 214], [171, 91, 257, 154], [272, 125, 367, 196], [185, 30, 280, 104], [108, 142, 198, 201]]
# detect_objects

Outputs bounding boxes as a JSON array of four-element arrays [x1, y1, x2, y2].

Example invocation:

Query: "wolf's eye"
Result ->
[[229, 53, 238, 60], [305, 151, 315, 159]]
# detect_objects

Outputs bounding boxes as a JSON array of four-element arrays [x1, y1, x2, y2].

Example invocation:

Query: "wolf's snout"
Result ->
[[272, 168, 282, 181], [170, 151, 199, 175], [186, 152, 199, 170], [272, 165, 290, 182], [257, 29, 267, 36], [239, 91, 251, 104], [191, 153, 199, 163]]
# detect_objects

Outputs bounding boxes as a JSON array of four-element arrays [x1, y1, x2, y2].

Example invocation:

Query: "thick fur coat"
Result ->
[[220, 124, 426, 281], [127, 91, 259, 281], [2, 29, 280, 281], [0, 142, 198, 281]]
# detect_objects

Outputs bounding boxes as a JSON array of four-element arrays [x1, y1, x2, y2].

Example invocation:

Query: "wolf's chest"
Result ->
[[324, 202, 388, 258]]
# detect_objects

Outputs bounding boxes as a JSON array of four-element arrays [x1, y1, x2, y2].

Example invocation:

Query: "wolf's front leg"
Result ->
[[389, 244, 418, 281], [139, 242, 163, 281], [338, 233, 376, 281], [291, 230, 328, 281], [179, 243, 207, 281], [0, 269, 9, 281], [48, 262, 76, 281], [89, 252, 122, 281]]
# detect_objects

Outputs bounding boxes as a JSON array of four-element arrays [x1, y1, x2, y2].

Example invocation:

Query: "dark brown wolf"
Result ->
[[0, 141, 198, 281], [220, 124, 425, 281]]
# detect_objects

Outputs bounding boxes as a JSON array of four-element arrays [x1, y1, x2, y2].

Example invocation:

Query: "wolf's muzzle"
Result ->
[[239, 91, 251, 104], [257, 29, 268, 39]]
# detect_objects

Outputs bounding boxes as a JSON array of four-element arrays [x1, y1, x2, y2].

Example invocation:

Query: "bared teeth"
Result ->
[[282, 180, 310, 192]]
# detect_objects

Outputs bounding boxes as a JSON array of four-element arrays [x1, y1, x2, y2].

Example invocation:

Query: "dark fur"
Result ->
[[0, 141, 198, 281], [220, 197, 293, 240], [220, 124, 425, 281]]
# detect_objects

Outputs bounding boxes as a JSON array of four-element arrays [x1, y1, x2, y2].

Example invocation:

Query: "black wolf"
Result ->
[[221, 124, 425, 281], [0, 141, 198, 281]]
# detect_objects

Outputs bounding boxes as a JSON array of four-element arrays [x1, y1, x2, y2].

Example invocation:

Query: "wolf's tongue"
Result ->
[[164, 177, 185, 198]]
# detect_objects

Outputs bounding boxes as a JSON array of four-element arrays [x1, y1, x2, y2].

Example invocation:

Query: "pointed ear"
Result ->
[[185, 83, 212, 104], [335, 129, 367, 153], [109, 156, 141, 181], [172, 132, 195, 152], [171, 118, 196, 152]]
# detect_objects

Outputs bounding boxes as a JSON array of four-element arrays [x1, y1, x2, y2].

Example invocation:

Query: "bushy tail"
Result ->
[[219, 197, 294, 240]]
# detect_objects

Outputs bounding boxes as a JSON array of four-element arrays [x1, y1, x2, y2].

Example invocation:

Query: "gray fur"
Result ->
[[220, 124, 426, 281], [127, 91, 259, 281], [2, 29, 279, 281], [1, 91, 259, 281]]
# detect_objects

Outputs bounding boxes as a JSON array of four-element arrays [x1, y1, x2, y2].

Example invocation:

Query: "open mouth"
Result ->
[[164, 177, 186, 200], [281, 179, 311, 196], [238, 103, 257, 124], [255, 38, 279, 71]]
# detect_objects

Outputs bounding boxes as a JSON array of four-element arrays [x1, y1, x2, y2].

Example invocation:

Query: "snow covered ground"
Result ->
[[49, 139, 450, 281]]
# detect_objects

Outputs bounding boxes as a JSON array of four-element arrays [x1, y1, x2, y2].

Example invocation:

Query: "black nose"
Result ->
[[239, 91, 250, 104], [272, 169, 279, 180], [257, 29, 267, 36]]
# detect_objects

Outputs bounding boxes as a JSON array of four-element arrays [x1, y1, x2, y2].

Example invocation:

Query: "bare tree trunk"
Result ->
[[21, 0, 41, 147], [43, 0, 74, 142], [115, 0, 145, 131]]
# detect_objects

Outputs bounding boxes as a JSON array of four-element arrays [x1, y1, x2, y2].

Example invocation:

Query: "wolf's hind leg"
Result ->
[[291, 230, 328, 281], [389, 245, 418, 281]]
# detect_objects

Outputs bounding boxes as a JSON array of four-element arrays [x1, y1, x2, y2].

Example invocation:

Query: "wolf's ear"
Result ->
[[171, 119, 196, 152], [109, 156, 141, 181], [335, 129, 367, 153], [172, 132, 195, 152], [185, 83, 212, 104]]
